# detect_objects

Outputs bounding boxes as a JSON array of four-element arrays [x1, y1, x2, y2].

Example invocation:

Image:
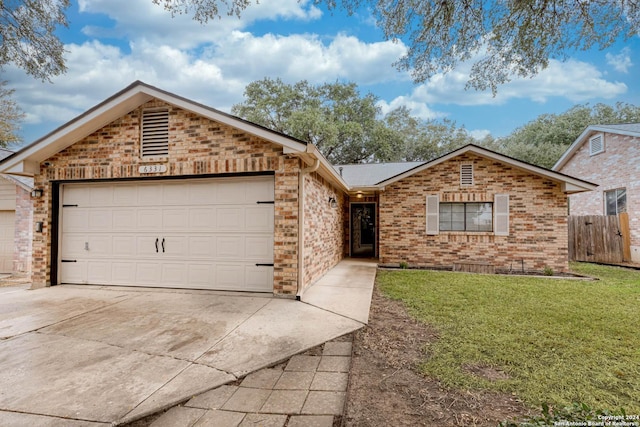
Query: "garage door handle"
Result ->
[[255, 263, 274, 267], [162, 238, 165, 253], [155, 238, 159, 253]]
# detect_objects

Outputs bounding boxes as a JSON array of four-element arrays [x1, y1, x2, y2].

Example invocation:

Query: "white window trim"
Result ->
[[589, 133, 604, 156]]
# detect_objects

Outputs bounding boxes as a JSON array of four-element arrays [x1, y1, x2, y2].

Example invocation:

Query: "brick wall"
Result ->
[[558, 132, 640, 262], [379, 154, 569, 273], [31, 99, 301, 294], [13, 186, 32, 274], [301, 171, 345, 290]]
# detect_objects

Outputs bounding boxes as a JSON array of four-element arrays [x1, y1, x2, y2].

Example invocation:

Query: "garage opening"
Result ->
[[58, 176, 274, 292]]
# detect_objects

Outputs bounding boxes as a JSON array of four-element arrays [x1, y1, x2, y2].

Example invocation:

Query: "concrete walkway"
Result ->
[[0, 259, 377, 426], [150, 336, 353, 427]]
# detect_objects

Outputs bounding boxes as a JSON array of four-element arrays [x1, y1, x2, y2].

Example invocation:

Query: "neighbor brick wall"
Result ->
[[302, 171, 346, 290], [31, 99, 301, 295], [379, 154, 569, 273], [13, 186, 32, 274], [558, 132, 640, 262]]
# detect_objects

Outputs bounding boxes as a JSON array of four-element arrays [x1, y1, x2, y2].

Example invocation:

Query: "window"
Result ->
[[589, 133, 604, 156], [141, 108, 169, 157], [426, 194, 508, 236], [605, 188, 626, 215], [439, 202, 493, 232]]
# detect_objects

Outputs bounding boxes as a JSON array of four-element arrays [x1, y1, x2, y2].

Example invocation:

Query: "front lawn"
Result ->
[[376, 263, 640, 413]]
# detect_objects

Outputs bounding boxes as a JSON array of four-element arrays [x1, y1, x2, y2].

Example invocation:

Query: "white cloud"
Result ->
[[606, 48, 633, 73], [468, 129, 491, 140]]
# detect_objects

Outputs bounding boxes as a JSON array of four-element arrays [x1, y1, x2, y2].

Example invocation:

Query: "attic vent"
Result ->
[[141, 109, 169, 157], [460, 164, 473, 186], [589, 133, 604, 156]]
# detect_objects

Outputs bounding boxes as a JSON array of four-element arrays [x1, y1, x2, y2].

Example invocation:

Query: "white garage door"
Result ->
[[59, 176, 274, 292], [0, 211, 14, 273]]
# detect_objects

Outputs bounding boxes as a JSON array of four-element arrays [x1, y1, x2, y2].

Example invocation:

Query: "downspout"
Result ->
[[296, 158, 320, 300]]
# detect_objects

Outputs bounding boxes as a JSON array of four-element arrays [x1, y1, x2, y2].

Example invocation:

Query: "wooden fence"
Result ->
[[568, 213, 631, 263]]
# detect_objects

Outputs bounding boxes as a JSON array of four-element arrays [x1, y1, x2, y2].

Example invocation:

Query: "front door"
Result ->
[[350, 203, 376, 257]]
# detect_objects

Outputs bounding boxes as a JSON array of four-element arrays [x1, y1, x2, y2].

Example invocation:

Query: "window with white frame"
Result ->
[[589, 133, 604, 156], [604, 188, 626, 215], [426, 194, 509, 235], [141, 108, 169, 157], [439, 202, 492, 231]]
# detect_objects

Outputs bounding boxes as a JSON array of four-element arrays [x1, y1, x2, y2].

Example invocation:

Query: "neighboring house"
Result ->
[[553, 123, 640, 263], [0, 148, 34, 275], [0, 81, 595, 295]]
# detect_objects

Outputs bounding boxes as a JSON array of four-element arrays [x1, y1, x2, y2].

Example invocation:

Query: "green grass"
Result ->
[[376, 263, 640, 412]]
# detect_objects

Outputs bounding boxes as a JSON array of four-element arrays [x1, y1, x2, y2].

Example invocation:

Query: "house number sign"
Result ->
[[139, 164, 167, 174]]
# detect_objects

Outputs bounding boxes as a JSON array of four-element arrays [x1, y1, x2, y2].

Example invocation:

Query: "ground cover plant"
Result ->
[[375, 263, 640, 414]]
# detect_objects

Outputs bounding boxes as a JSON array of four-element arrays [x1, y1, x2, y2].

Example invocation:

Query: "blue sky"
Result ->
[[5, 0, 640, 148]]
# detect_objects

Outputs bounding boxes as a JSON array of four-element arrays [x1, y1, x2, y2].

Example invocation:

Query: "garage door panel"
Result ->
[[246, 266, 273, 292], [112, 209, 137, 231], [163, 183, 190, 206], [0, 211, 14, 273], [161, 263, 188, 285], [189, 208, 216, 229], [138, 185, 163, 206], [162, 236, 186, 257], [245, 236, 273, 259], [87, 235, 111, 256], [189, 182, 217, 204], [163, 208, 189, 230], [136, 236, 161, 257], [62, 209, 89, 232], [60, 261, 87, 283], [135, 262, 162, 284], [188, 236, 215, 258], [89, 210, 112, 230], [246, 179, 274, 202], [61, 235, 89, 258], [87, 261, 112, 284], [188, 263, 214, 286], [245, 206, 274, 232], [63, 187, 89, 206], [217, 208, 244, 230], [216, 264, 245, 290], [137, 209, 163, 230], [113, 236, 136, 256], [112, 262, 136, 284], [89, 186, 113, 207], [216, 236, 244, 259], [113, 185, 138, 206], [60, 177, 274, 292]]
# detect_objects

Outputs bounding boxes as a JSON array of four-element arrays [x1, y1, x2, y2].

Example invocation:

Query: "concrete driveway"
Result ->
[[0, 260, 376, 426]]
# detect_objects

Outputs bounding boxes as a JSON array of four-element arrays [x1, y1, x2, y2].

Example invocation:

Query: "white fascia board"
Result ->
[[304, 144, 350, 191], [0, 90, 153, 175], [377, 144, 597, 193], [3, 160, 40, 176], [553, 125, 640, 171], [145, 87, 308, 154]]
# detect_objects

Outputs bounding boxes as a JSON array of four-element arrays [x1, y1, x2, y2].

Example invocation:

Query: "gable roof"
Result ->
[[374, 144, 597, 194], [0, 81, 310, 176], [333, 162, 425, 187], [553, 123, 640, 170], [0, 149, 34, 191]]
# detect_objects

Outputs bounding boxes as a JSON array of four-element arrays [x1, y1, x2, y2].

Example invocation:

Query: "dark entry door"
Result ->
[[351, 203, 376, 257]]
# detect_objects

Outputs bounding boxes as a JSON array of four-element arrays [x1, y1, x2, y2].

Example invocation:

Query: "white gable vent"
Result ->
[[460, 164, 473, 186], [589, 133, 604, 156], [141, 108, 169, 157]]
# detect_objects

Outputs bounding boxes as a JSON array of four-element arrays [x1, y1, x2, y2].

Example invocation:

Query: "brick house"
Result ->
[[0, 81, 595, 295], [553, 123, 640, 263], [0, 148, 33, 275]]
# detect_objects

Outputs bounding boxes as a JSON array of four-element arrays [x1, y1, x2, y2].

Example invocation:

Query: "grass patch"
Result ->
[[376, 263, 640, 412]]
